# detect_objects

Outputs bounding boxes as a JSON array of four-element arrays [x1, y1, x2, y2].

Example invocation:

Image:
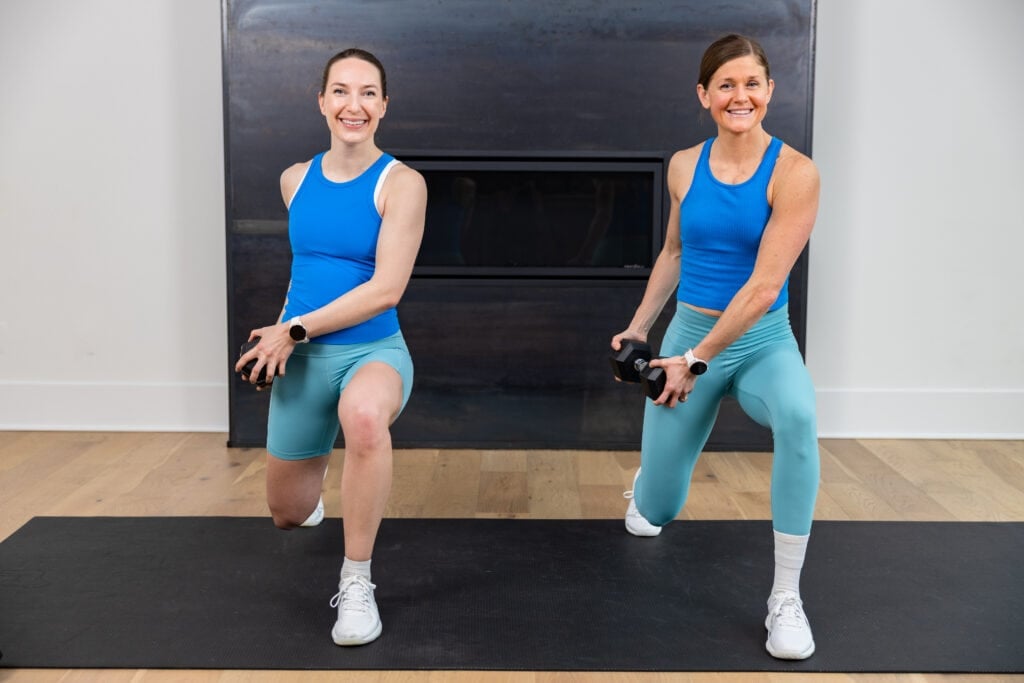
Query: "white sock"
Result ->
[[341, 557, 372, 582], [771, 529, 809, 597]]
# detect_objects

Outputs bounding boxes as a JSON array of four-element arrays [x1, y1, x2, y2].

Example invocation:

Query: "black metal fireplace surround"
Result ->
[[222, 0, 816, 449]]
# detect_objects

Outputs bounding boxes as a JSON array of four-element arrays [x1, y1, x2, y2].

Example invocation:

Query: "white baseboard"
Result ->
[[815, 388, 1024, 439], [0, 380, 229, 432]]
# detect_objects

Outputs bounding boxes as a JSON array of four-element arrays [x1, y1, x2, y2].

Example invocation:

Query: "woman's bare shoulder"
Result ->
[[281, 159, 313, 185], [776, 143, 818, 180], [666, 141, 707, 199], [279, 159, 313, 206], [669, 141, 705, 167]]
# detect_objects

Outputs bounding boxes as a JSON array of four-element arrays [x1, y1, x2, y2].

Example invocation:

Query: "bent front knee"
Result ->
[[773, 405, 817, 445], [340, 408, 392, 453]]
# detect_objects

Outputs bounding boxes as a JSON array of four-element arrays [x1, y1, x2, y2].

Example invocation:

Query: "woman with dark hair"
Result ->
[[611, 34, 821, 660], [236, 48, 426, 646]]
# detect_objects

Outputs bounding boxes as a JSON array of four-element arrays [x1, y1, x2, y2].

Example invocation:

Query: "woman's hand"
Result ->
[[610, 329, 648, 383], [649, 355, 698, 408], [234, 322, 295, 389], [610, 328, 647, 353]]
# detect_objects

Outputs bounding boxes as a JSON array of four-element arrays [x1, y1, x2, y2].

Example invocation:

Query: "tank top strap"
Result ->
[[373, 156, 400, 210], [695, 137, 715, 178], [367, 152, 395, 179], [308, 152, 327, 180], [753, 136, 784, 185]]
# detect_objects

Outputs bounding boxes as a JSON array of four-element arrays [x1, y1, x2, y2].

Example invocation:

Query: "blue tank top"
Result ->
[[677, 136, 787, 312], [284, 152, 401, 344]]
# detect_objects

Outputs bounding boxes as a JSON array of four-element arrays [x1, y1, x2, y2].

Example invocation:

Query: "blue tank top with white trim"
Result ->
[[283, 152, 400, 344], [677, 136, 787, 312]]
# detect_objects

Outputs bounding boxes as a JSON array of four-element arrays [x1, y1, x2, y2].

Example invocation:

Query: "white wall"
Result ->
[[807, 0, 1024, 436], [0, 0, 1020, 438], [0, 0, 227, 430]]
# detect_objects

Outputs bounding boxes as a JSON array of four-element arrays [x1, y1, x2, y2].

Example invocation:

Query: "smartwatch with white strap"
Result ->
[[683, 348, 708, 375], [288, 316, 309, 343]]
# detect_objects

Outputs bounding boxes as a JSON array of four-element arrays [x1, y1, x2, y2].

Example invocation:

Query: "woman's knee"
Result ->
[[774, 403, 815, 436], [265, 455, 327, 529], [269, 507, 299, 530], [338, 362, 403, 452], [636, 469, 691, 525], [642, 497, 684, 526], [773, 401, 817, 451], [267, 498, 316, 529], [339, 402, 392, 452]]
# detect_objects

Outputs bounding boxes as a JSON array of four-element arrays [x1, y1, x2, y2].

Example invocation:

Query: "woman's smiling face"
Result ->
[[697, 54, 774, 135]]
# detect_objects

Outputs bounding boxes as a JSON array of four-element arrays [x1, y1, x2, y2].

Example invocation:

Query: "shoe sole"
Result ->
[[332, 619, 382, 646], [625, 519, 662, 537], [765, 638, 815, 660]]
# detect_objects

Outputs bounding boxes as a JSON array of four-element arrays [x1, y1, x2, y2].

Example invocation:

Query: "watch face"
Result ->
[[289, 324, 306, 341], [690, 360, 708, 376]]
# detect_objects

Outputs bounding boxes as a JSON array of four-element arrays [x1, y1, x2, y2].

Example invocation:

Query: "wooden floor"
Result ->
[[1, 431, 1022, 683]]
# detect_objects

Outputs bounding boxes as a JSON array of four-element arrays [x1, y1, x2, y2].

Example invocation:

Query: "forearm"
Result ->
[[627, 249, 680, 336], [691, 282, 777, 361], [297, 277, 406, 339]]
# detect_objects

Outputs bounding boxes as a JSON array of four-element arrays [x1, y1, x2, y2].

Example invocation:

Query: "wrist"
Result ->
[[683, 348, 708, 375], [288, 316, 310, 343]]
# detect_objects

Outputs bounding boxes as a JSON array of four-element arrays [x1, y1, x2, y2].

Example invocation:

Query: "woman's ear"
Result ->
[[696, 84, 710, 109]]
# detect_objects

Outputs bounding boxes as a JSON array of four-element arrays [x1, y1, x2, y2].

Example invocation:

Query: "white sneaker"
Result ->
[[298, 496, 324, 527], [765, 591, 815, 660], [330, 575, 382, 646], [299, 466, 328, 527], [623, 469, 661, 537]]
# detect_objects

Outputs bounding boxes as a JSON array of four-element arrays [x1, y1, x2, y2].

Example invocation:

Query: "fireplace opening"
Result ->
[[404, 156, 664, 278]]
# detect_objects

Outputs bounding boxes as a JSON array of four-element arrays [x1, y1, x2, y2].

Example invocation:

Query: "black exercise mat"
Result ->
[[0, 517, 1021, 672]]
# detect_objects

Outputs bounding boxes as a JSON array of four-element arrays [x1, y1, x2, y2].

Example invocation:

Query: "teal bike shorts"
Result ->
[[266, 332, 413, 460]]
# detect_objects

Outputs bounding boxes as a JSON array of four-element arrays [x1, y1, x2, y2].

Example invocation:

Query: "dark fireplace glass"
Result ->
[[405, 159, 662, 277]]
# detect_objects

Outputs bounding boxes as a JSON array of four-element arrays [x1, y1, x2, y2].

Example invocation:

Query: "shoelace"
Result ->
[[623, 488, 636, 500], [329, 575, 376, 615], [770, 593, 807, 630]]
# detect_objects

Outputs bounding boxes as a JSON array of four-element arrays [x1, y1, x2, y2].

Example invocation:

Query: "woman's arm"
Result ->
[[611, 148, 699, 348], [234, 163, 311, 384], [273, 162, 308, 326], [236, 163, 426, 383], [651, 147, 820, 406], [300, 164, 427, 336], [693, 150, 819, 360]]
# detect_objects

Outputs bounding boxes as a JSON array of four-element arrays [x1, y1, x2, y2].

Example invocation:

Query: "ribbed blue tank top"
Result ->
[[677, 136, 787, 312], [284, 152, 400, 344]]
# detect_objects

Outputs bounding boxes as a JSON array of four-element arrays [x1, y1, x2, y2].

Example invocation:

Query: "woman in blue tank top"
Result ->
[[611, 35, 822, 660], [235, 49, 426, 647]]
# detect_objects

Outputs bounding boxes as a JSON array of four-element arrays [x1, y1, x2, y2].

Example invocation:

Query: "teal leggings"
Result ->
[[635, 304, 819, 535]]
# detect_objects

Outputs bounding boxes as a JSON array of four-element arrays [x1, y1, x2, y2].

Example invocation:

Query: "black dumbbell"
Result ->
[[238, 337, 273, 387], [610, 340, 666, 400]]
